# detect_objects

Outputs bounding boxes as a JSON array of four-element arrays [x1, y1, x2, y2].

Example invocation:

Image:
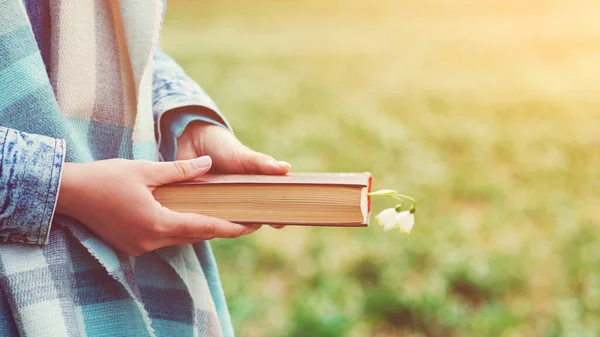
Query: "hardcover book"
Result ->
[[153, 173, 373, 227]]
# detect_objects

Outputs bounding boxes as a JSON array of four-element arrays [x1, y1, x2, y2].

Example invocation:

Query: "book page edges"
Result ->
[[166, 172, 373, 187], [234, 221, 368, 227]]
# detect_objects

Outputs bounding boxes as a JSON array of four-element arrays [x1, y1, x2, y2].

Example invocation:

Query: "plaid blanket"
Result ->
[[0, 1, 233, 336]]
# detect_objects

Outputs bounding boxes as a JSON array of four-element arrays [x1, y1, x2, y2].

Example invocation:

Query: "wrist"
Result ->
[[55, 162, 80, 217], [177, 120, 215, 153]]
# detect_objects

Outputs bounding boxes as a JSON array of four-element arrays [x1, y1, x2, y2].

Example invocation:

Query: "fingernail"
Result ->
[[270, 160, 291, 169], [242, 225, 260, 235], [193, 156, 212, 169], [277, 161, 291, 168]]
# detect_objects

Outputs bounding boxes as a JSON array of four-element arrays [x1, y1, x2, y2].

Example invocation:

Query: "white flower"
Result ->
[[375, 208, 415, 233], [376, 208, 398, 231], [396, 211, 415, 233]]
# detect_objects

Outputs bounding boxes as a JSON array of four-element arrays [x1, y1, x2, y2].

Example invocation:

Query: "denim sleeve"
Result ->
[[158, 108, 229, 162], [0, 126, 66, 245], [152, 48, 234, 160], [152, 48, 232, 123]]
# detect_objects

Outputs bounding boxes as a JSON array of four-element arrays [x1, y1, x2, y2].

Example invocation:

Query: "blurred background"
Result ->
[[163, 1, 600, 336]]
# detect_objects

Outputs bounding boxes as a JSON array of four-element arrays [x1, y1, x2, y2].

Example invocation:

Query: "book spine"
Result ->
[[367, 174, 373, 213]]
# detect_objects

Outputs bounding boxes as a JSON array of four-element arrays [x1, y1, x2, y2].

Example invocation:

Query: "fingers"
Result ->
[[159, 223, 263, 248], [127, 210, 262, 255], [238, 150, 291, 175], [161, 208, 261, 240], [269, 225, 286, 229], [150, 156, 212, 185]]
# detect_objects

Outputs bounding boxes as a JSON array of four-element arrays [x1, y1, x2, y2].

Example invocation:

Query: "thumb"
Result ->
[[151, 156, 212, 185]]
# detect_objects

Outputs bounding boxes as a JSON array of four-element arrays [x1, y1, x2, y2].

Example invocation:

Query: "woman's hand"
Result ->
[[56, 156, 259, 256], [176, 121, 291, 174], [176, 121, 290, 229]]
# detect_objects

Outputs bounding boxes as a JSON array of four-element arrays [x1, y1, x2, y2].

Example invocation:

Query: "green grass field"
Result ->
[[162, 1, 600, 336]]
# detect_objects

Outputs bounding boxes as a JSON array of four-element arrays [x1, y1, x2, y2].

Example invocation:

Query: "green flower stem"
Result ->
[[394, 194, 415, 204], [409, 204, 416, 213], [368, 189, 417, 213]]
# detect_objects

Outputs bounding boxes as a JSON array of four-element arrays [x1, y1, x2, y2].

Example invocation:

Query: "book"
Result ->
[[153, 173, 373, 227]]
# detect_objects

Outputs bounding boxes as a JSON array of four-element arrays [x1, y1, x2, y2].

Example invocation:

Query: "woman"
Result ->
[[0, 1, 289, 336]]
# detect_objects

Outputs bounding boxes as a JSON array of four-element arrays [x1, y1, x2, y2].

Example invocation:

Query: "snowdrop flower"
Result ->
[[369, 189, 417, 233], [375, 208, 415, 233], [376, 208, 399, 231], [395, 211, 415, 233]]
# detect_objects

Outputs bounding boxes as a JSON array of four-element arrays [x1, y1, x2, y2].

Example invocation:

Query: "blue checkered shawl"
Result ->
[[0, 1, 234, 336]]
